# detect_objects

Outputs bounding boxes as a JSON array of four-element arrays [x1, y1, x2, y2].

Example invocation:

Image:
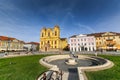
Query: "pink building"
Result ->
[[69, 34, 96, 52]]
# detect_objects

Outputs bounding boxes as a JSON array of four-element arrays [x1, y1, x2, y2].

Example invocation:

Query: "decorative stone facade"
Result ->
[[69, 34, 96, 52], [40, 25, 67, 51]]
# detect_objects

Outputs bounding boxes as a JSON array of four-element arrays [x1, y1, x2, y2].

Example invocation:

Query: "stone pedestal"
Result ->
[[65, 58, 77, 65]]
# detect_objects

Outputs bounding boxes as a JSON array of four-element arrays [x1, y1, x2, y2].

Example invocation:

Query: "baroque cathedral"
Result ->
[[40, 25, 67, 51]]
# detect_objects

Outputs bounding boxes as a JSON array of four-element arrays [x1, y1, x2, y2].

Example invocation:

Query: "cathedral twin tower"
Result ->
[[40, 25, 67, 51]]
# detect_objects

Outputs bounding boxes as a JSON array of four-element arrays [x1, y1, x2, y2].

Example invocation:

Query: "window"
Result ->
[[48, 32, 50, 36], [71, 39, 73, 42], [78, 48, 80, 52], [74, 48, 76, 52], [81, 43, 83, 45], [55, 31, 57, 36], [41, 41, 43, 45], [55, 41, 57, 44], [71, 47, 73, 51], [89, 47, 91, 51], [74, 39, 76, 42], [85, 47, 87, 51], [55, 46, 57, 48], [84, 39, 86, 41], [96, 42, 98, 45], [42, 33, 44, 37], [47, 41, 49, 43]]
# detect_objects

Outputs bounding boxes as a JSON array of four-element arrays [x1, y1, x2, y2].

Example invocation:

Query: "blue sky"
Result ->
[[0, 0, 120, 42]]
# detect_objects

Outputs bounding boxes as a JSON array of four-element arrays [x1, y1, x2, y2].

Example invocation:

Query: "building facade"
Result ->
[[0, 36, 24, 52], [24, 42, 39, 51], [87, 32, 120, 51], [40, 25, 67, 51], [69, 34, 96, 52]]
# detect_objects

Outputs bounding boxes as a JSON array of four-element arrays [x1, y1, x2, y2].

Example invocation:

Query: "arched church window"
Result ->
[[48, 41, 50, 44], [41, 41, 43, 45], [55, 31, 57, 36], [42, 32, 44, 37], [48, 32, 50, 37], [55, 41, 57, 44]]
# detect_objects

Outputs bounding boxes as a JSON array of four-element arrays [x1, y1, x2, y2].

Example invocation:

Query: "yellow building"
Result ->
[[0, 36, 24, 52], [40, 25, 67, 51], [88, 32, 120, 51]]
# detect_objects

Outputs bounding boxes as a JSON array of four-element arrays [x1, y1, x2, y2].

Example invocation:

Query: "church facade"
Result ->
[[39, 25, 67, 51]]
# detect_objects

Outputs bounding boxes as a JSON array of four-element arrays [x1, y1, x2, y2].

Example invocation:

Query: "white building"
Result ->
[[69, 34, 96, 52], [23, 42, 39, 51]]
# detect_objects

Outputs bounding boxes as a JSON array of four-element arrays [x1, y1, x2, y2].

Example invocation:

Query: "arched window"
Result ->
[[48, 32, 50, 37], [75, 48, 76, 52], [55, 41, 57, 44], [48, 41, 49, 44], [55, 31, 57, 36], [42, 32, 44, 37], [71, 48, 73, 51], [41, 41, 43, 45]]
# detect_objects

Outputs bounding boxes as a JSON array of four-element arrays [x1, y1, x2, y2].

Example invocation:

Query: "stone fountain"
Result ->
[[65, 52, 78, 65]]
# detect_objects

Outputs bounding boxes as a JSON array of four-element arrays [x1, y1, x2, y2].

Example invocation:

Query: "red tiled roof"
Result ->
[[0, 36, 24, 43], [0, 36, 15, 41]]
